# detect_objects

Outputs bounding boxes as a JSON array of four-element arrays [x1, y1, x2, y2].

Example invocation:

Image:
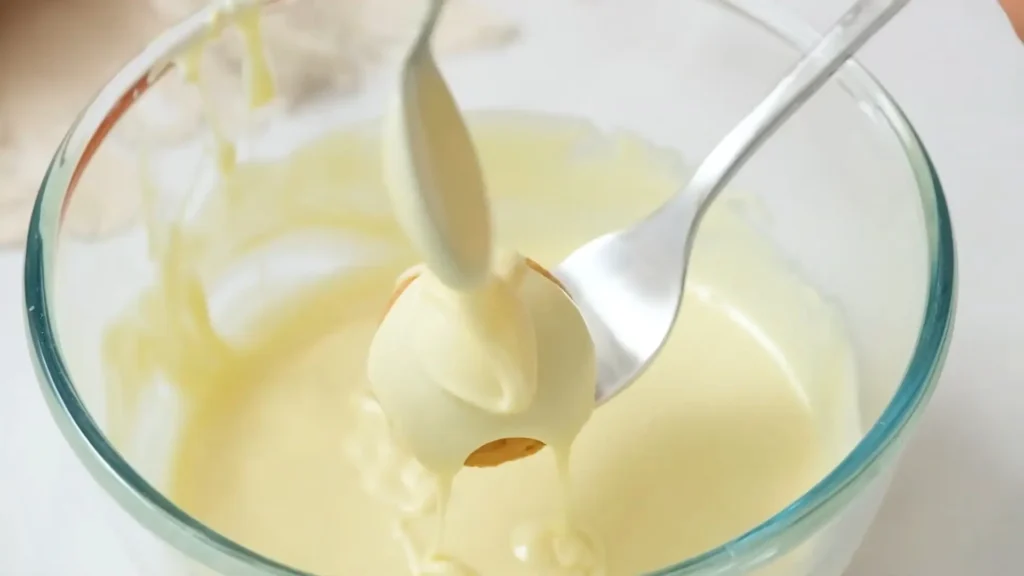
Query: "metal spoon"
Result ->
[[553, 0, 912, 406]]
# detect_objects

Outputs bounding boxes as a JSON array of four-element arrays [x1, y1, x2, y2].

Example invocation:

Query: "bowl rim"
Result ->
[[23, 0, 956, 574]]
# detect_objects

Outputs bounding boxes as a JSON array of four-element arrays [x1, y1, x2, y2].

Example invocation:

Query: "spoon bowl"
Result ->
[[386, 0, 495, 291]]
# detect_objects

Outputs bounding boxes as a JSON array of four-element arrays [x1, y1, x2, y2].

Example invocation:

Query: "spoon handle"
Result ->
[[413, 0, 447, 55], [659, 0, 911, 238]]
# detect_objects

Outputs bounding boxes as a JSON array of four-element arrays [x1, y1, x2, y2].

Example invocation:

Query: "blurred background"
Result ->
[[0, 0, 158, 244], [0, 0, 510, 244]]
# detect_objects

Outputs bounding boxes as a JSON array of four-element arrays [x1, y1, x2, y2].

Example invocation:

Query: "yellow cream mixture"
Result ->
[[103, 110, 861, 575], [98, 6, 862, 576]]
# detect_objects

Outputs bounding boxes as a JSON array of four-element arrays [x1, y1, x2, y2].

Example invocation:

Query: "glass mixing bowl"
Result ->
[[24, 0, 956, 574]]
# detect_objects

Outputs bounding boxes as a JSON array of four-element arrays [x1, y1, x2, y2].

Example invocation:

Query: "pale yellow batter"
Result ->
[[96, 7, 862, 575], [103, 110, 861, 575]]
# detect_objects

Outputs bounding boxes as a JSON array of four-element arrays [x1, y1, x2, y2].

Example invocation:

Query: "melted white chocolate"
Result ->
[[95, 6, 862, 576], [102, 112, 861, 575]]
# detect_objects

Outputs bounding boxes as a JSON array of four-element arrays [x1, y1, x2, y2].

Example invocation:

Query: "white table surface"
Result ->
[[1, 0, 1022, 574]]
